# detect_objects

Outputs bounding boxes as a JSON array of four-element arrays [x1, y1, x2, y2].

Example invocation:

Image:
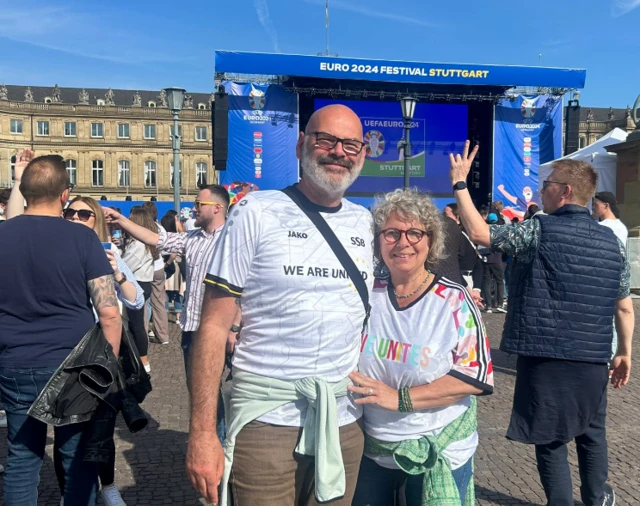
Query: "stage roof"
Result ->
[[215, 51, 586, 89]]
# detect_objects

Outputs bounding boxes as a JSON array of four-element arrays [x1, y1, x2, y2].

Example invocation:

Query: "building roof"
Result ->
[[1, 84, 213, 108], [575, 106, 628, 123]]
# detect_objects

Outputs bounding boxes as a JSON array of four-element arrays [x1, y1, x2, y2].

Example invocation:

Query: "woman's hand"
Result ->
[[348, 371, 399, 411], [106, 250, 121, 280]]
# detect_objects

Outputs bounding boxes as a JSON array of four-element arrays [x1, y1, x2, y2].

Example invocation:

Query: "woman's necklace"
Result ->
[[393, 271, 431, 299]]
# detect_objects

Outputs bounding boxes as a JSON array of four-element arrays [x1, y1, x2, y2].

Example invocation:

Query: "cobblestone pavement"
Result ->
[[1, 301, 639, 505]]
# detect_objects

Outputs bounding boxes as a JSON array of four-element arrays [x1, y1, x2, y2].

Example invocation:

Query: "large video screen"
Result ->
[[314, 99, 468, 195]]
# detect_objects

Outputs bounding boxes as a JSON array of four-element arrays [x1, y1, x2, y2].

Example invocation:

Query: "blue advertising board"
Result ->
[[221, 82, 299, 190], [314, 99, 468, 195], [492, 95, 563, 220], [216, 51, 586, 89]]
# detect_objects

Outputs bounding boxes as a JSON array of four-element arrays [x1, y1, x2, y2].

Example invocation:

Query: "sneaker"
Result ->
[[483, 308, 493, 314], [495, 306, 508, 314], [101, 484, 127, 506], [602, 483, 615, 506], [148, 330, 156, 338], [0, 410, 7, 428]]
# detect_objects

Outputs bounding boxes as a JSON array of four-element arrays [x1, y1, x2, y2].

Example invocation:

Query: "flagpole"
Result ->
[[325, 0, 329, 55]]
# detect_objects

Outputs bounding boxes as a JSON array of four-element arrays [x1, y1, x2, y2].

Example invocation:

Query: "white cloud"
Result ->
[[0, 5, 182, 64], [612, 0, 640, 17], [254, 0, 281, 52], [305, 0, 436, 28]]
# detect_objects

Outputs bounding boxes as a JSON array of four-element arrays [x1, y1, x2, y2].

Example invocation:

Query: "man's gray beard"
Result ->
[[300, 149, 362, 198]]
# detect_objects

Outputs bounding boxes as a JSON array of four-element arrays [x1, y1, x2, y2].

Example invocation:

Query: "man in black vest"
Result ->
[[449, 142, 634, 506]]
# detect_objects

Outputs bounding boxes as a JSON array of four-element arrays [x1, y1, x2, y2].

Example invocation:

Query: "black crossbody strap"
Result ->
[[281, 187, 370, 323]]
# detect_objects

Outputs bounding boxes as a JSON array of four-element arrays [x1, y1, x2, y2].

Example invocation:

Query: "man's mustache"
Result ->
[[317, 155, 352, 170]]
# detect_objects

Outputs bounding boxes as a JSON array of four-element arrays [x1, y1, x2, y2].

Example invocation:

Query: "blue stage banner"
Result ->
[[221, 82, 299, 190], [492, 95, 562, 220], [314, 99, 468, 196], [216, 51, 586, 89]]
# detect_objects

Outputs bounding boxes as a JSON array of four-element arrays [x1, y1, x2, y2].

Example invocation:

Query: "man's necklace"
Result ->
[[393, 271, 431, 299]]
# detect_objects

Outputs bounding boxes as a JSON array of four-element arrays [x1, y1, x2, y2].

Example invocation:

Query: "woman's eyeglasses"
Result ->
[[63, 208, 96, 222], [379, 228, 429, 245]]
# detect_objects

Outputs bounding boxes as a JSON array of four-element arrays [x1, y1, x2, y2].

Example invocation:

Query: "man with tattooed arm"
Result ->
[[0, 153, 122, 505]]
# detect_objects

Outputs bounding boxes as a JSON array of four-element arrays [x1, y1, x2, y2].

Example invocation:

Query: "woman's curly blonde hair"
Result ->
[[372, 187, 446, 270]]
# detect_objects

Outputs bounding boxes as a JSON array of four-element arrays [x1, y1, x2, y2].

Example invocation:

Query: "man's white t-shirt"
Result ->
[[206, 186, 374, 427], [360, 276, 493, 470], [185, 218, 198, 231], [600, 219, 628, 247]]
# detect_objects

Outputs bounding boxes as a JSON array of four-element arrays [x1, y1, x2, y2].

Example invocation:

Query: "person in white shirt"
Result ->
[[593, 192, 628, 246], [122, 206, 157, 372], [350, 188, 493, 506], [186, 104, 373, 506]]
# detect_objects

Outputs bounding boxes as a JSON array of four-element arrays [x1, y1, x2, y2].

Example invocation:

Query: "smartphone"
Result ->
[[112, 229, 123, 241], [101, 242, 112, 250]]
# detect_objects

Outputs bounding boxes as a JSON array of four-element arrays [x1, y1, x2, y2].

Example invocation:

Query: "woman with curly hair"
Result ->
[[350, 188, 494, 506]]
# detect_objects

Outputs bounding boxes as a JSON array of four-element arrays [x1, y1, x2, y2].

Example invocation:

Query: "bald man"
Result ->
[[186, 105, 373, 506]]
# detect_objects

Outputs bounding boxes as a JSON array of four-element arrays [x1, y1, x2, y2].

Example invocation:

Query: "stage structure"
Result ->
[[213, 51, 586, 210]]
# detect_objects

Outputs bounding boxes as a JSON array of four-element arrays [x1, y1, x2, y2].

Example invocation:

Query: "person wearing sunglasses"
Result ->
[[0, 152, 122, 504], [351, 188, 493, 506], [61, 198, 144, 506], [451, 144, 633, 506]]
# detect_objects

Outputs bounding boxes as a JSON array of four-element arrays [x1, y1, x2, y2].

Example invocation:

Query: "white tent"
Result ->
[[538, 128, 628, 196]]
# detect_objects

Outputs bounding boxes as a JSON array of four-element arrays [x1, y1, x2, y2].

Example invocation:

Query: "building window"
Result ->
[[64, 121, 76, 137], [148, 101, 156, 108], [195, 126, 207, 141], [92, 160, 104, 187], [170, 125, 182, 139], [579, 136, 586, 149], [44, 97, 52, 104], [10, 155, 16, 181], [196, 162, 207, 187], [118, 160, 130, 187], [97, 99, 105, 106], [37, 121, 49, 136], [197, 103, 206, 110], [117, 123, 130, 139], [144, 124, 156, 139], [91, 123, 104, 138], [65, 159, 77, 185], [169, 162, 182, 188], [144, 161, 157, 188], [10, 119, 23, 134]]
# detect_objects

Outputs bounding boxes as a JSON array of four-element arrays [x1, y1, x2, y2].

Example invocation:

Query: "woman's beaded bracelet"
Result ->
[[398, 387, 414, 413]]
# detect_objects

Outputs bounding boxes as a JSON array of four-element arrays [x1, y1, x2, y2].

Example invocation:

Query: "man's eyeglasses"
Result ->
[[63, 208, 96, 222], [542, 180, 568, 191], [193, 201, 221, 209], [310, 132, 366, 156], [379, 228, 429, 245]]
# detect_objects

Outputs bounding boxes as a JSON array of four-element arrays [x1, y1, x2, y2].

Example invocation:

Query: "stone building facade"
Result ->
[[0, 84, 214, 201], [575, 105, 637, 148]]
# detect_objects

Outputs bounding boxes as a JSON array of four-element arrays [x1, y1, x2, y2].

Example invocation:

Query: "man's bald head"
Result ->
[[20, 155, 70, 206], [305, 104, 363, 140]]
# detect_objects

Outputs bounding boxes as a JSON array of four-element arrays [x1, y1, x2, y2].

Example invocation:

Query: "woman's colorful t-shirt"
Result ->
[[360, 275, 493, 470]]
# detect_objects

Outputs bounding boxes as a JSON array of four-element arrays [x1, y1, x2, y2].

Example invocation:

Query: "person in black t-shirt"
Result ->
[[0, 152, 122, 505]]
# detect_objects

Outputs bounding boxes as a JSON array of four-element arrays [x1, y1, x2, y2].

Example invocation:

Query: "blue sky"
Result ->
[[2, 0, 639, 108]]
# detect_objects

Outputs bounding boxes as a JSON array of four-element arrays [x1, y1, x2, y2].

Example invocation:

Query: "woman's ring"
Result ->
[[368, 387, 374, 396]]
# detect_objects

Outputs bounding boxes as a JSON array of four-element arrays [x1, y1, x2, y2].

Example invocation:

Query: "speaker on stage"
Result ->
[[565, 98, 580, 155], [213, 85, 228, 171]]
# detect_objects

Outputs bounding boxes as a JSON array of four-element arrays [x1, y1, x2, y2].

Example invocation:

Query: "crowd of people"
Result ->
[[0, 103, 634, 506]]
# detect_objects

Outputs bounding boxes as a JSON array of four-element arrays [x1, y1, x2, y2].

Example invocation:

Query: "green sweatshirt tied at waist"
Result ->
[[364, 397, 477, 506], [219, 369, 353, 506]]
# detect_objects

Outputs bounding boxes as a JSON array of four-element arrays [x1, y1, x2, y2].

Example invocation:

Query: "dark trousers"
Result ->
[[482, 262, 504, 308], [353, 455, 473, 506], [0, 367, 98, 505], [127, 281, 152, 357], [534, 390, 608, 506]]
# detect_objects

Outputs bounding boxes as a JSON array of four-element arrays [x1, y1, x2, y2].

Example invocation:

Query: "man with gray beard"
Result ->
[[186, 104, 374, 506]]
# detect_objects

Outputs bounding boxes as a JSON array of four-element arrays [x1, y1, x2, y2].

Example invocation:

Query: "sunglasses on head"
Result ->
[[63, 208, 96, 222]]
